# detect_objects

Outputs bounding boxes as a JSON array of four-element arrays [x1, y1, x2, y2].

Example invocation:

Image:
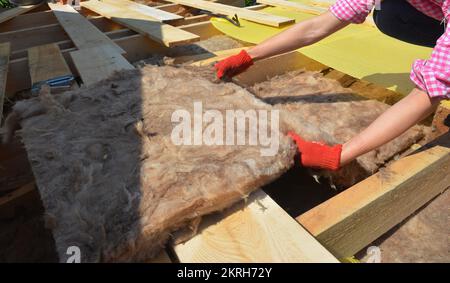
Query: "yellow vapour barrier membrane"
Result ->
[[211, 4, 433, 95]]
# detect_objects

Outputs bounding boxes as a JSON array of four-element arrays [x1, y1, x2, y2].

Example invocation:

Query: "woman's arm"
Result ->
[[289, 89, 443, 171], [214, 11, 349, 79], [247, 11, 349, 61], [340, 89, 442, 165]]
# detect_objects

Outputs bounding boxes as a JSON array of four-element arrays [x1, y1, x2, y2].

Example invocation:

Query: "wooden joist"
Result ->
[[70, 45, 134, 86], [173, 190, 339, 263], [100, 0, 183, 22], [82, 0, 200, 47], [0, 4, 43, 25], [0, 42, 10, 123], [297, 137, 450, 258], [48, 3, 124, 54], [28, 43, 72, 87], [166, 0, 295, 27]]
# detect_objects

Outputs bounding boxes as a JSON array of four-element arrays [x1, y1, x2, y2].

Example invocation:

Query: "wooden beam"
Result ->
[[6, 30, 170, 96], [0, 42, 10, 123], [0, 10, 57, 33], [173, 190, 339, 263], [297, 136, 450, 258], [154, 3, 182, 13], [0, 16, 124, 56], [82, 0, 200, 47], [70, 45, 134, 86], [0, 23, 70, 52], [101, 0, 183, 22], [0, 182, 35, 208], [48, 3, 124, 54], [0, 4, 43, 25], [0, 182, 38, 219], [177, 21, 222, 40], [166, 0, 295, 27], [28, 43, 72, 86]]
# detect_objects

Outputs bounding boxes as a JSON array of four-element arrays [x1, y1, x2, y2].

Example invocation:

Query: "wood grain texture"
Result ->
[[298, 142, 450, 258], [82, 1, 199, 47], [48, 3, 124, 54], [70, 45, 134, 86], [101, 0, 183, 22], [0, 4, 42, 24], [0, 42, 10, 123], [166, 0, 295, 27], [28, 43, 72, 85], [174, 190, 339, 263]]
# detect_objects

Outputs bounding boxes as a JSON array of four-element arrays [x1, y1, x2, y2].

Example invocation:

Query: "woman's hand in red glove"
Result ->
[[287, 131, 342, 171], [214, 50, 254, 80]]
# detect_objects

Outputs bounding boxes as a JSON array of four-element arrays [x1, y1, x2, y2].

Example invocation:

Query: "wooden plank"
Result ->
[[28, 43, 72, 85], [82, 0, 199, 47], [0, 4, 43, 25], [297, 137, 450, 258], [173, 190, 339, 263], [0, 42, 10, 123], [6, 30, 170, 96], [257, 0, 326, 15], [177, 21, 222, 40], [0, 10, 57, 33], [101, 0, 183, 22], [166, 0, 295, 27], [70, 45, 134, 86], [48, 3, 124, 54], [0, 182, 38, 219], [0, 182, 35, 208]]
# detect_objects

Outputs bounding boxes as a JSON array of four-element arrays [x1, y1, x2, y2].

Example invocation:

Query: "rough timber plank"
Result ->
[[166, 0, 295, 27], [174, 190, 339, 263], [82, 1, 199, 47], [101, 0, 183, 21], [28, 43, 72, 85], [70, 45, 134, 86], [48, 3, 124, 54], [297, 137, 450, 258], [0, 4, 43, 24], [0, 42, 10, 123]]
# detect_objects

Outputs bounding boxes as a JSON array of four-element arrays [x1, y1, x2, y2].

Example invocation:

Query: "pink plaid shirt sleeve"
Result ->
[[330, 0, 450, 98], [330, 0, 375, 24], [411, 25, 450, 99]]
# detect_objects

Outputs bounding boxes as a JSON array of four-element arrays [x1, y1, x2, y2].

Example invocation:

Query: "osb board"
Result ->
[[12, 65, 295, 262]]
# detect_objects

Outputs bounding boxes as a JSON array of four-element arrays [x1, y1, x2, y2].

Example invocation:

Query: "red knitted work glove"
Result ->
[[287, 131, 342, 171], [214, 50, 254, 80]]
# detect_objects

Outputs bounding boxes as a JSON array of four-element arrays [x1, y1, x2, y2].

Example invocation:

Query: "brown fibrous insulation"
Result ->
[[11, 65, 295, 262], [250, 70, 428, 188]]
